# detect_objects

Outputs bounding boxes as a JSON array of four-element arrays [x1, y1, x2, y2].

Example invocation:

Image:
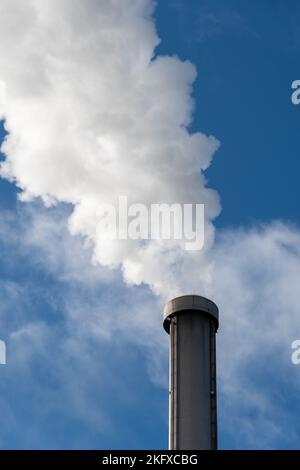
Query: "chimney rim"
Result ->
[[163, 294, 219, 334]]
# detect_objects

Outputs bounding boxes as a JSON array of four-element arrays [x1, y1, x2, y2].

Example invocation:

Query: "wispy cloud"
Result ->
[[213, 222, 300, 448], [0, 203, 168, 448], [1, 203, 300, 448], [195, 3, 259, 42], [169, 0, 258, 43]]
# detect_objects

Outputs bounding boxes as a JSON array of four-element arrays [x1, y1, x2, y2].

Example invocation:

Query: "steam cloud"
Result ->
[[2, 2, 300, 447], [0, 0, 220, 298]]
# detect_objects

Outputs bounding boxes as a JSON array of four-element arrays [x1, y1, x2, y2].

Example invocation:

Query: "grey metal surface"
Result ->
[[163, 294, 219, 333], [164, 295, 218, 450]]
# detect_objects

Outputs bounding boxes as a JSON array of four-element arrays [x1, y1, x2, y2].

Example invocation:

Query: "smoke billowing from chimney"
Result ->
[[0, 0, 220, 298]]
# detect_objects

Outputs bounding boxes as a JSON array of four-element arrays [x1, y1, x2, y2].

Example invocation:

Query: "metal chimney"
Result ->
[[163, 295, 219, 450]]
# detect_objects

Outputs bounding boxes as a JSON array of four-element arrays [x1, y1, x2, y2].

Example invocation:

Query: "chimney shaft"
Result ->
[[163, 295, 219, 450]]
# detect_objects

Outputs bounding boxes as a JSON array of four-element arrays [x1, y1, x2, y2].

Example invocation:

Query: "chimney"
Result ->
[[163, 295, 219, 450]]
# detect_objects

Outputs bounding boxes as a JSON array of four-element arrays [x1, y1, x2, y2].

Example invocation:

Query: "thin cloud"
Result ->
[[195, 4, 259, 42]]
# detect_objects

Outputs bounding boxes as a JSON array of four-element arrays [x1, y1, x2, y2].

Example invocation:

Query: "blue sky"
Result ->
[[156, 0, 300, 227], [0, 0, 300, 450]]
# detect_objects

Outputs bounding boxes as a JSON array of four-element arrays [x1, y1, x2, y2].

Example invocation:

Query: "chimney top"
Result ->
[[163, 294, 219, 334]]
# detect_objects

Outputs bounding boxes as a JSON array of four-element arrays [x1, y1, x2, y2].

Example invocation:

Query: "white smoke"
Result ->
[[1, 204, 300, 447], [2, 2, 300, 448], [0, 0, 220, 298]]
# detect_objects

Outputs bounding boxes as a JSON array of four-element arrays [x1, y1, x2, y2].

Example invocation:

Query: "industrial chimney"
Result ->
[[163, 295, 219, 450]]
